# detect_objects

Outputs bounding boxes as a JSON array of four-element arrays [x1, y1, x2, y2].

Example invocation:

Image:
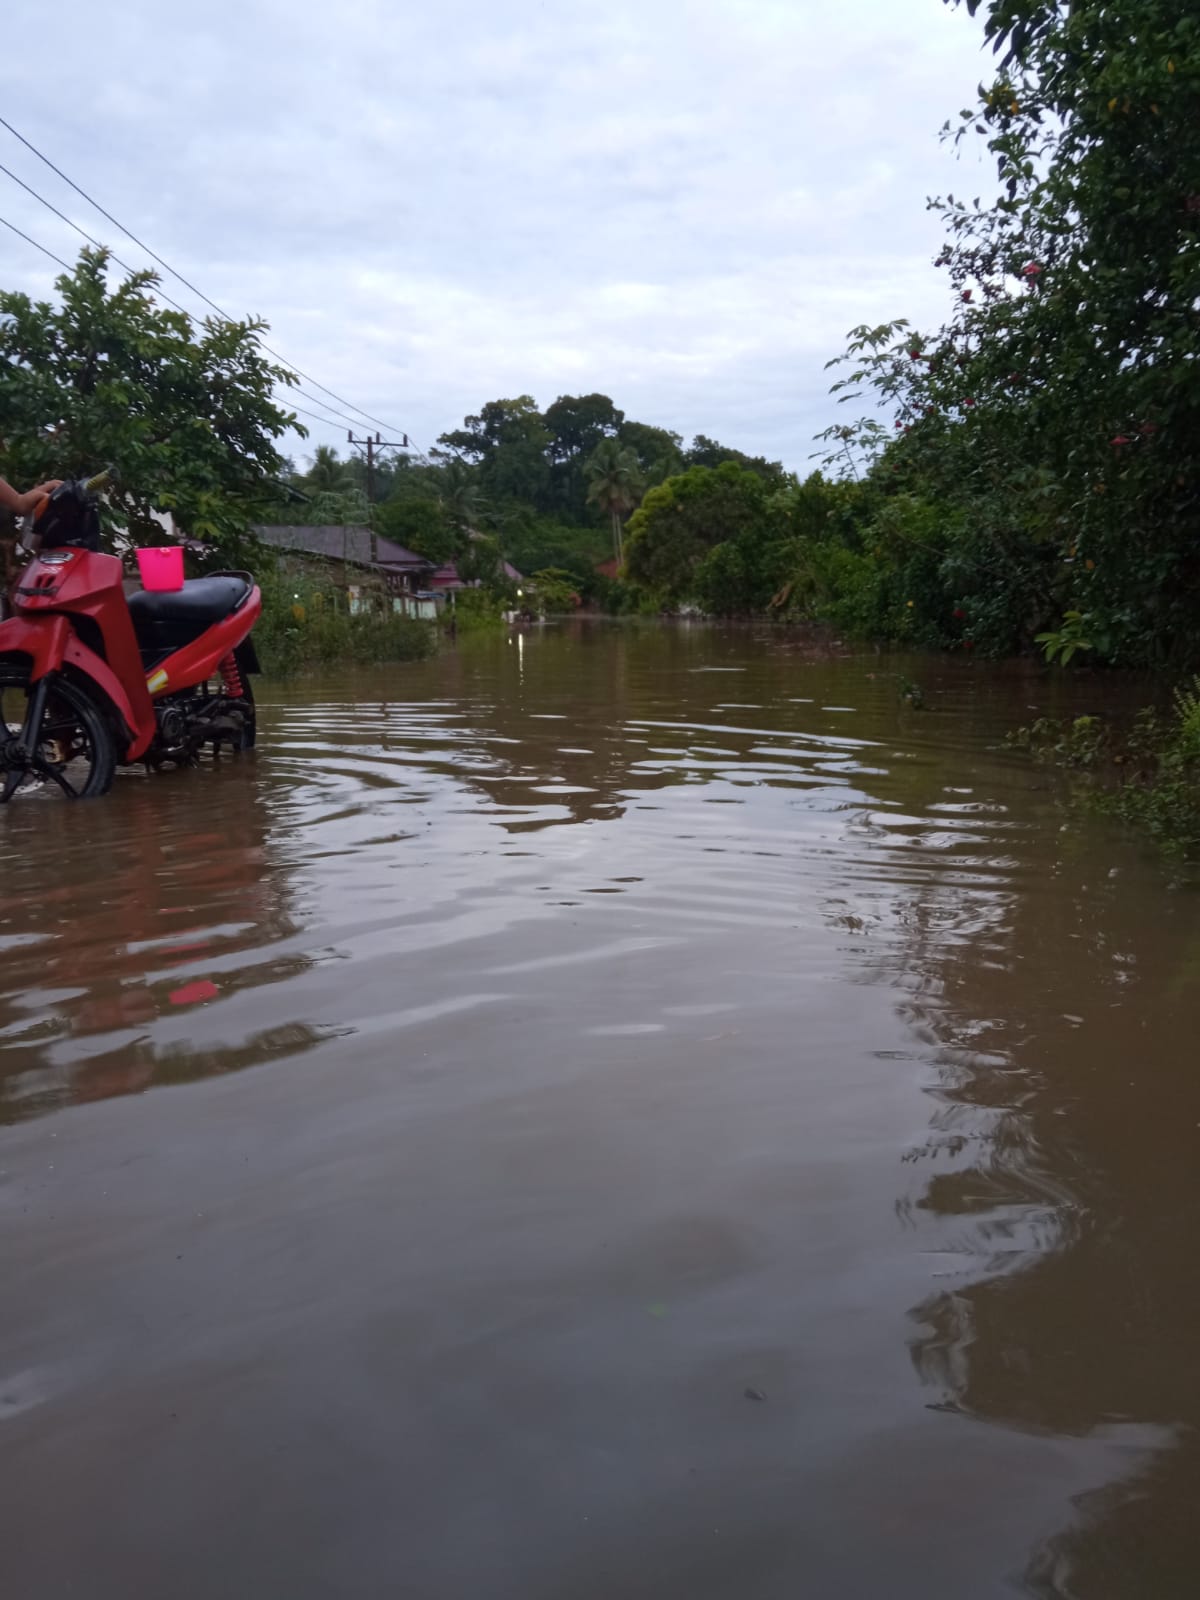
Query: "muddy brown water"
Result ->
[[3, 621, 1200, 1598]]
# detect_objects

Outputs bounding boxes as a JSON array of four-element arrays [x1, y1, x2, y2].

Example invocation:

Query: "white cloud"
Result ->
[[1, 0, 992, 467]]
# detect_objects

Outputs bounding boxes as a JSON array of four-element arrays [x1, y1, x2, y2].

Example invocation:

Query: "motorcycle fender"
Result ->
[[0, 612, 71, 681], [0, 615, 154, 762]]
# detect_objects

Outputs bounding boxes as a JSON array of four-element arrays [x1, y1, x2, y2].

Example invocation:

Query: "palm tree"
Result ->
[[439, 459, 490, 536], [585, 440, 644, 565], [305, 445, 352, 494]]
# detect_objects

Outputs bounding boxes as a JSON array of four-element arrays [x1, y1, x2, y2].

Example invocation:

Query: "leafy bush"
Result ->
[[1010, 687, 1200, 857], [443, 587, 507, 633], [255, 569, 435, 675], [529, 568, 579, 614]]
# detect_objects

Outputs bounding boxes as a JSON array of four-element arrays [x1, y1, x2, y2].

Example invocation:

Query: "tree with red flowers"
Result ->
[[817, 0, 1200, 666]]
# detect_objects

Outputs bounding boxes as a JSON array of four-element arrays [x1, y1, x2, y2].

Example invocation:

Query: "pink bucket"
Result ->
[[136, 545, 184, 592]]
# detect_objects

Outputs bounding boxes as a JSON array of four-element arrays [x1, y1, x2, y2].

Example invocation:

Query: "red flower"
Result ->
[[963, 398, 976, 408], [1022, 262, 1043, 277], [961, 290, 973, 302], [895, 419, 904, 429], [953, 608, 966, 620], [1110, 435, 1132, 447]]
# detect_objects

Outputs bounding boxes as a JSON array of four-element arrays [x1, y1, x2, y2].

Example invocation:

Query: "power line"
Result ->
[[2, 210, 350, 461], [2, 158, 199, 320], [0, 159, 409, 441], [259, 352, 412, 443], [0, 114, 421, 447], [287, 400, 365, 431], [0, 114, 244, 322], [2, 211, 351, 447], [273, 387, 386, 435], [0, 211, 73, 271]]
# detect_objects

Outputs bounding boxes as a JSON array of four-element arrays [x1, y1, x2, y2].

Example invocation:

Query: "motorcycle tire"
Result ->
[[0, 663, 117, 801]]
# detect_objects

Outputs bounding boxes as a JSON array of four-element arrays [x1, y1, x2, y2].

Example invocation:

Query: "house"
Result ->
[[251, 524, 442, 618], [429, 556, 524, 594]]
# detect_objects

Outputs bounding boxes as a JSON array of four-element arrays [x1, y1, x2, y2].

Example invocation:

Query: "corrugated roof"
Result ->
[[251, 525, 433, 570]]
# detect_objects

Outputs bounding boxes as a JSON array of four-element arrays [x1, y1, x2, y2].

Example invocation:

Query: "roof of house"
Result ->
[[251, 525, 433, 571], [430, 558, 524, 590]]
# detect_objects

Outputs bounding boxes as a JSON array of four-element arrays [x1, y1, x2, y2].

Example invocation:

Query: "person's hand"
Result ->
[[31, 480, 62, 498]]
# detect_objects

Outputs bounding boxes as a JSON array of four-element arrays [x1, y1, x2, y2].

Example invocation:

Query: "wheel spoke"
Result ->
[[0, 669, 113, 801], [35, 760, 80, 798]]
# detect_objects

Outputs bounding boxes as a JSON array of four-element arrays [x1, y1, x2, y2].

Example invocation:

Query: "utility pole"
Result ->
[[347, 430, 409, 507], [348, 429, 410, 566]]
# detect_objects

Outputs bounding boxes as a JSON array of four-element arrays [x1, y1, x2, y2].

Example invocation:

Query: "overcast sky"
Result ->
[[1, 0, 994, 471]]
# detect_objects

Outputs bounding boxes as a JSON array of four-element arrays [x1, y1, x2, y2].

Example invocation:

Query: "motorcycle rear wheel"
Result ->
[[0, 664, 117, 801]]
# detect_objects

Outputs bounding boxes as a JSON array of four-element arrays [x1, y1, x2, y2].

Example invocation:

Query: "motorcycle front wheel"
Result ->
[[0, 664, 117, 801]]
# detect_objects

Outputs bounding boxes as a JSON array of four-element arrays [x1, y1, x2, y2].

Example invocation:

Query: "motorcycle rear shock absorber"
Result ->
[[219, 652, 245, 699]]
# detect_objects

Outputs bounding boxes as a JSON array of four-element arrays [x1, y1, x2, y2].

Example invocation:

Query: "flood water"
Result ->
[[3, 621, 1200, 1598]]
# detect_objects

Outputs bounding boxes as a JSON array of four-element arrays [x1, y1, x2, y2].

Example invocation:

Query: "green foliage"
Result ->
[[814, 0, 1200, 666], [543, 394, 624, 521], [1171, 677, 1200, 762], [1035, 611, 1096, 666], [436, 395, 552, 509], [373, 495, 458, 564], [1010, 691, 1200, 856], [456, 533, 511, 593], [304, 445, 352, 493], [502, 511, 608, 592], [623, 462, 787, 611], [685, 434, 786, 483], [0, 248, 297, 549], [1008, 713, 1111, 767], [445, 586, 507, 633], [255, 568, 436, 675], [585, 438, 645, 564], [529, 568, 579, 614], [619, 420, 685, 486]]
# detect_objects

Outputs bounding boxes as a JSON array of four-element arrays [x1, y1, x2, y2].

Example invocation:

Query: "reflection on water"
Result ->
[[2, 620, 1200, 1598]]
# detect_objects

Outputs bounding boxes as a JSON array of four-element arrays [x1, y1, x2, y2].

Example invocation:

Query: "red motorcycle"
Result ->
[[0, 471, 261, 801]]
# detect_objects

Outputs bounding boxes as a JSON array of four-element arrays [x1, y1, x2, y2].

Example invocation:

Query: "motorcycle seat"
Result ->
[[128, 575, 251, 653]]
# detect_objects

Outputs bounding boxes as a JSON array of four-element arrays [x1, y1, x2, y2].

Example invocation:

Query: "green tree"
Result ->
[[438, 458, 490, 538], [374, 496, 456, 564], [436, 395, 551, 509], [0, 248, 299, 548], [500, 510, 609, 597], [529, 567, 579, 614], [304, 445, 352, 493], [457, 533, 511, 593], [823, 0, 1200, 663], [623, 461, 783, 606], [544, 393, 625, 520], [685, 434, 786, 484], [619, 420, 686, 486], [585, 438, 644, 564], [544, 393, 624, 463]]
